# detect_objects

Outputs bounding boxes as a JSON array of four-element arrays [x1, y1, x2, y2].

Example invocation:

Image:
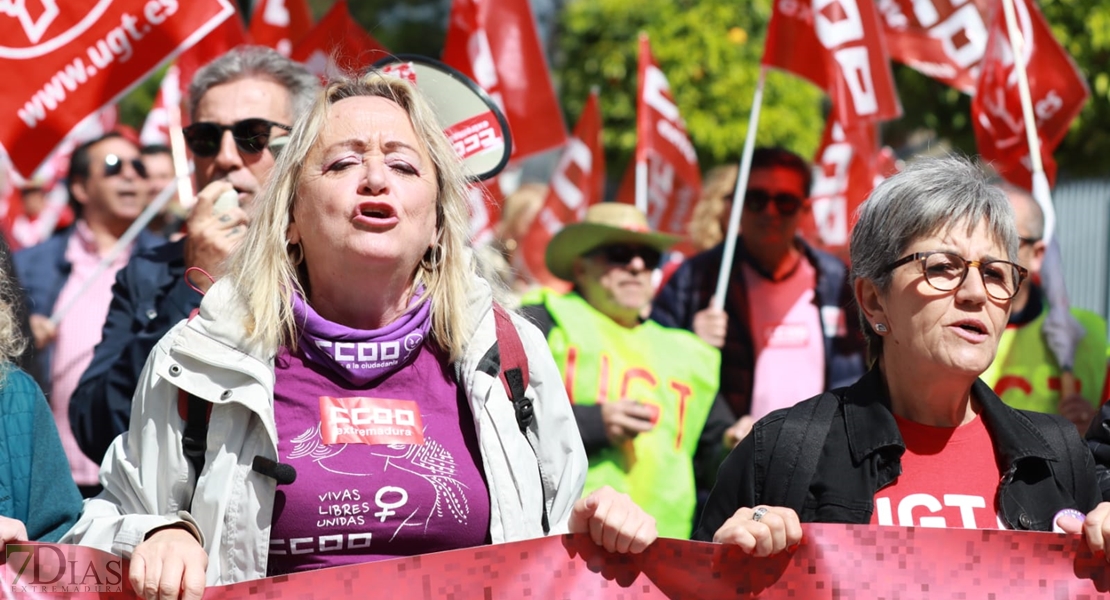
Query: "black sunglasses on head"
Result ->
[[103, 154, 147, 179], [182, 118, 292, 157], [590, 244, 663, 270], [743, 188, 805, 216]]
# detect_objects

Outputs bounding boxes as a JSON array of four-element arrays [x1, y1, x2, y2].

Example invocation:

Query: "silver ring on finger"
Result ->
[[752, 507, 769, 522]]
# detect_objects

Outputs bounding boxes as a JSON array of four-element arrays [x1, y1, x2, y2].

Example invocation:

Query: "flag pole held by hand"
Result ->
[[712, 68, 766, 310], [1000, 0, 1082, 394]]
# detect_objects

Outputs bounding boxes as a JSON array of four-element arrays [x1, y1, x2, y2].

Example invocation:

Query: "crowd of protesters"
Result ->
[[0, 43, 1107, 599]]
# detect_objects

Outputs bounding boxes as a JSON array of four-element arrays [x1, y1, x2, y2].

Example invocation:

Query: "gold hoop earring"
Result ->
[[289, 243, 304, 267], [421, 242, 444, 271]]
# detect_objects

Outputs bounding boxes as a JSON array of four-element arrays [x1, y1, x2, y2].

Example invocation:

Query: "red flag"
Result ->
[[617, 35, 700, 239], [0, 106, 112, 248], [139, 65, 182, 147], [249, 0, 313, 56], [971, 0, 1088, 189], [809, 119, 889, 252], [291, 0, 388, 79], [879, 0, 990, 94], [140, 13, 249, 146], [520, 91, 605, 288], [443, 0, 567, 162], [0, 0, 238, 178], [764, 0, 902, 124]]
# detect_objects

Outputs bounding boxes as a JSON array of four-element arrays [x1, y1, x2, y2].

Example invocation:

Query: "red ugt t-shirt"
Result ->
[[871, 413, 1004, 530]]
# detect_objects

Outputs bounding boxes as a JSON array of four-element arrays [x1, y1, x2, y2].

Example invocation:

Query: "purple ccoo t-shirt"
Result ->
[[267, 342, 491, 576]]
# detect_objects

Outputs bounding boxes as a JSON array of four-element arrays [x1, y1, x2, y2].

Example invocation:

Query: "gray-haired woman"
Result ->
[[694, 156, 1110, 557], [65, 72, 656, 599]]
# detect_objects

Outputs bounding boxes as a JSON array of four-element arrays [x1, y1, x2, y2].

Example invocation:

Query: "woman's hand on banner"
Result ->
[[713, 505, 802, 557], [0, 515, 27, 553], [569, 486, 658, 554], [130, 526, 209, 600]]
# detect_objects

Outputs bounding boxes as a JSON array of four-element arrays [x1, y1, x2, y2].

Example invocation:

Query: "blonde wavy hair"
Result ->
[[226, 72, 475, 361], [687, 164, 738, 251], [0, 257, 27, 366]]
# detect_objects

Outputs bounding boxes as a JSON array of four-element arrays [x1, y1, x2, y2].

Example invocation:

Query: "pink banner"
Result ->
[[5, 525, 1109, 598]]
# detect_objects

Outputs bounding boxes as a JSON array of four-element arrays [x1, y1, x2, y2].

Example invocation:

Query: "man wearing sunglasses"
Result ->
[[982, 184, 1108, 433], [520, 203, 732, 539], [652, 147, 865, 447], [13, 131, 165, 496], [69, 47, 319, 465]]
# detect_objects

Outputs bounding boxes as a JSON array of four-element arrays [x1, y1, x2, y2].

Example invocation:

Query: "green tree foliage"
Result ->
[[554, 0, 826, 177], [1034, 0, 1110, 176]]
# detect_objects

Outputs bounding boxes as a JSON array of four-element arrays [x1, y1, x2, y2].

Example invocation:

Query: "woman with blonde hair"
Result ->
[[687, 164, 738, 251], [66, 72, 656, 599]]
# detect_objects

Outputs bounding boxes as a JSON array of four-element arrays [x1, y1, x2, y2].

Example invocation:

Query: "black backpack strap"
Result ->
[[763, 392, 839, 510], [493, 302, 533, 431], [179, 388, 210, 510], [490, 302, 549, 533]]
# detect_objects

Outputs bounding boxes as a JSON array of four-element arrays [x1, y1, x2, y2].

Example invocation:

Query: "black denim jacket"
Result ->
[[694, 368, 1101, 540]]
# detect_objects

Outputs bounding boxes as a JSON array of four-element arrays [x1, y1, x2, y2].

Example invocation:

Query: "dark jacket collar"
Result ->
[[841, 367, 1059, 468]]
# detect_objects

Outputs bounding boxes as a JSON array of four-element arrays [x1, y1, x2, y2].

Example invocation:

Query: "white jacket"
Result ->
[[63, 275, 587, 584]]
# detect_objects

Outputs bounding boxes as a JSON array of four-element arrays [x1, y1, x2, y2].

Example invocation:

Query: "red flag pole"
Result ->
[[712, 67, 767, 310], [999, 0, 1081, 396]]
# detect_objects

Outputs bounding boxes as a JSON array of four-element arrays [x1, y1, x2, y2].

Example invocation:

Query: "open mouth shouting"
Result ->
[[355, 201, 399, 229]]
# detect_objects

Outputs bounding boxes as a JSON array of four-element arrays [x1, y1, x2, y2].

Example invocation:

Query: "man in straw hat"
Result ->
[[521, 202, 732, 539]]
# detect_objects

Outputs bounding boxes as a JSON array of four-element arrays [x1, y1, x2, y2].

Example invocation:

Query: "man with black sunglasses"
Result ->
[[13, 131, 165, 497], [68, 47, 319, 465], [520, 203, 732, 539], [652, 147, 865, 447]]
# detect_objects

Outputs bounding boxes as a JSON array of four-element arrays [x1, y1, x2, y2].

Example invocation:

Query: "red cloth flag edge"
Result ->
[[250, 0, 313, 56], [519, 90, 605, 289], [1, 0, 238, 178], [442, 0, 567, 162]]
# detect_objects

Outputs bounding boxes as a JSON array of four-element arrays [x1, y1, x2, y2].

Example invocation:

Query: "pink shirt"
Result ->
[[744, 258, 825, 421], [50, 221, 133, 485]]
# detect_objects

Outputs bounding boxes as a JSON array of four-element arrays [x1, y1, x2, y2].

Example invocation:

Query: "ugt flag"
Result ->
[[971, 0, 1088, 189], [1, 0, 237, 177]]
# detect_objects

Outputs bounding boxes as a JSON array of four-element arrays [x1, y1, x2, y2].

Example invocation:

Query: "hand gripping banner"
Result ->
[[6, 524, 1110, 598]]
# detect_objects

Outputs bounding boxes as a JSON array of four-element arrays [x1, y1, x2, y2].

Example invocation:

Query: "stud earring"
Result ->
[[873, 323, 888, 333]]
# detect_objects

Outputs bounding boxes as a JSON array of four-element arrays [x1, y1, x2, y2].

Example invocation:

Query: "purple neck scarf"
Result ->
[[291, 291, 432, 386]]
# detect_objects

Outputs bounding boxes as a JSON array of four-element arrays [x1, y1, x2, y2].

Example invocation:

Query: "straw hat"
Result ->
[[545, 203, 679, 282]]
